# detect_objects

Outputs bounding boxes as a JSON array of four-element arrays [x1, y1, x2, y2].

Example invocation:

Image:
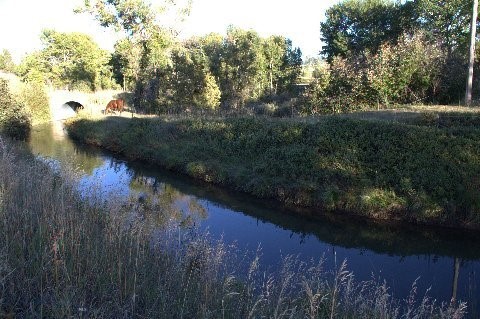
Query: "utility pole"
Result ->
[[466, 0, 478, 106]]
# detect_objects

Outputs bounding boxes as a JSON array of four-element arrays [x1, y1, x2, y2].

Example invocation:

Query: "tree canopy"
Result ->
[[320, 0, 475, 61], [320, 0, 411, 61], [17, 30, 117, 90]]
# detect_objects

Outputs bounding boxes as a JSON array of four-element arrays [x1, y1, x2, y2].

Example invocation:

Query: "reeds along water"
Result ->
[[0, 136, 469, 318]]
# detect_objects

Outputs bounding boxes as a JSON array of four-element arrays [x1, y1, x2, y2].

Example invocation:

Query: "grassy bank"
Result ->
[[0, 135, 468, 317], [66, 114, 480, 229]]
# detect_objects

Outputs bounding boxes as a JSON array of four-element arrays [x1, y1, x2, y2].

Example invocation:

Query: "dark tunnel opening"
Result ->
[[65, 101, 84, 112]]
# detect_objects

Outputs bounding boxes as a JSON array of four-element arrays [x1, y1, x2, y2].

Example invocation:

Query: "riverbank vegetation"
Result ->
[[0, 73, 50, 139], [0, 136, 468, 317], [66, 111, 480, 229], [0, 78, 31, 139]]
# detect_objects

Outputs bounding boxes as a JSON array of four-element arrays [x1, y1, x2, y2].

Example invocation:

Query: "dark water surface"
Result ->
[[29, 123, 480, 310]]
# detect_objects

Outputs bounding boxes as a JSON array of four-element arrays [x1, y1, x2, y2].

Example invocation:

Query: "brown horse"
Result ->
[[105, 99, 125, 115]]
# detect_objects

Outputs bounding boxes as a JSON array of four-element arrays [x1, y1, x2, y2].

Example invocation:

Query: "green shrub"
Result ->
[[253, 102, 277, 116], [367, 32, 444, 105], [19, 81, 50, 125], [0, 79, 31, 139], [272, 105, 292, 117], [303, 32, 464, 112]]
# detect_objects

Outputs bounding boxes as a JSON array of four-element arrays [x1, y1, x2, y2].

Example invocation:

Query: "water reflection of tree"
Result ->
[[29, 123, 103, 175], [108, 158, 124, 174], [129, 173, 208, 229], [451, 257, 460, 303]]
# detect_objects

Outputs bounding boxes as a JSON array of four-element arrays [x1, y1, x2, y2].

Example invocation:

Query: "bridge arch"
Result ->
[[64, 101, 84, 112]]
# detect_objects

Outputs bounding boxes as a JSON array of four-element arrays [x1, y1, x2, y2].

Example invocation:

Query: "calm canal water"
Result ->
[[29, 122, 480, 311]]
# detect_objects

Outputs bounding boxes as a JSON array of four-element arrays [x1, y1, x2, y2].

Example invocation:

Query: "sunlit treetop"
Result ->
[[76, 0, 192, 38]]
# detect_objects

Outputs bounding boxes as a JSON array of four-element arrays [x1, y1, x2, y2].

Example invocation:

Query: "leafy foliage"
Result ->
[[153, 45, 221, 111], [79, 0, 302, 113], [17, 30, 118, 91], [305, 29, 468, 112], [320, 0, 414, 62], [0, 49, 15, 73], [128, 27, 302, 114], [19, 82, 50, 125], [0, 79, 30, 139], [416, 0, 474, 56], [366, 32, 445, 104], [317, 0, 477, 106]]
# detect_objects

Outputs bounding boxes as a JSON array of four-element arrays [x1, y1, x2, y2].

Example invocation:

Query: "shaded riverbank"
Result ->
[[66, 115, 480, 229]]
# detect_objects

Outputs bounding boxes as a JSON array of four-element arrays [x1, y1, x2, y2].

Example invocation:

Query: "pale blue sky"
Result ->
[[0, 0, 338, 62]]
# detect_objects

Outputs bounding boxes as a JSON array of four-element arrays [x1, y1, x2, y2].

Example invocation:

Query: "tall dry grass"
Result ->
[[0, 136, 468, 318]]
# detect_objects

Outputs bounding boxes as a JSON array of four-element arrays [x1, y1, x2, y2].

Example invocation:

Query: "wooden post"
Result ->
[[466, 0, 478, 106]]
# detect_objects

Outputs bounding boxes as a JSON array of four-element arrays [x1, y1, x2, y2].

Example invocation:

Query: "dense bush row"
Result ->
[[67, 116, 480, 228], [302, 32, 468, 115]]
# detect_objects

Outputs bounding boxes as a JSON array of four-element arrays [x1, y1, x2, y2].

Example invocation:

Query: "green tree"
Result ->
[[78, 0, 190, 110], [148, 44, 220, 113], [217, 27, 267, 108], [17, 52, 47, 84], [77, 0, 156, 37], [111, 38, 142, 91], [367, 32, 444, 105], [18, 30, 116, 90], [320, 0, 414, 61], [262, 36, 302, 96], [110, 30, 172, 93], [302, 61, 331, 114], [416, 0, 474, 57], [0, 49, 15, 73], [198, 33, 224, 82], [278, 39, 302, 94], [171, 46, 221, 109], [263, 36, 285, 95]]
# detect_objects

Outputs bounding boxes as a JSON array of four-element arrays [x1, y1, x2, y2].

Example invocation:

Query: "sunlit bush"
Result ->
[[0, 79, 31, 139], [19, 81, 50, 125], [303, 32, 465, 113]]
